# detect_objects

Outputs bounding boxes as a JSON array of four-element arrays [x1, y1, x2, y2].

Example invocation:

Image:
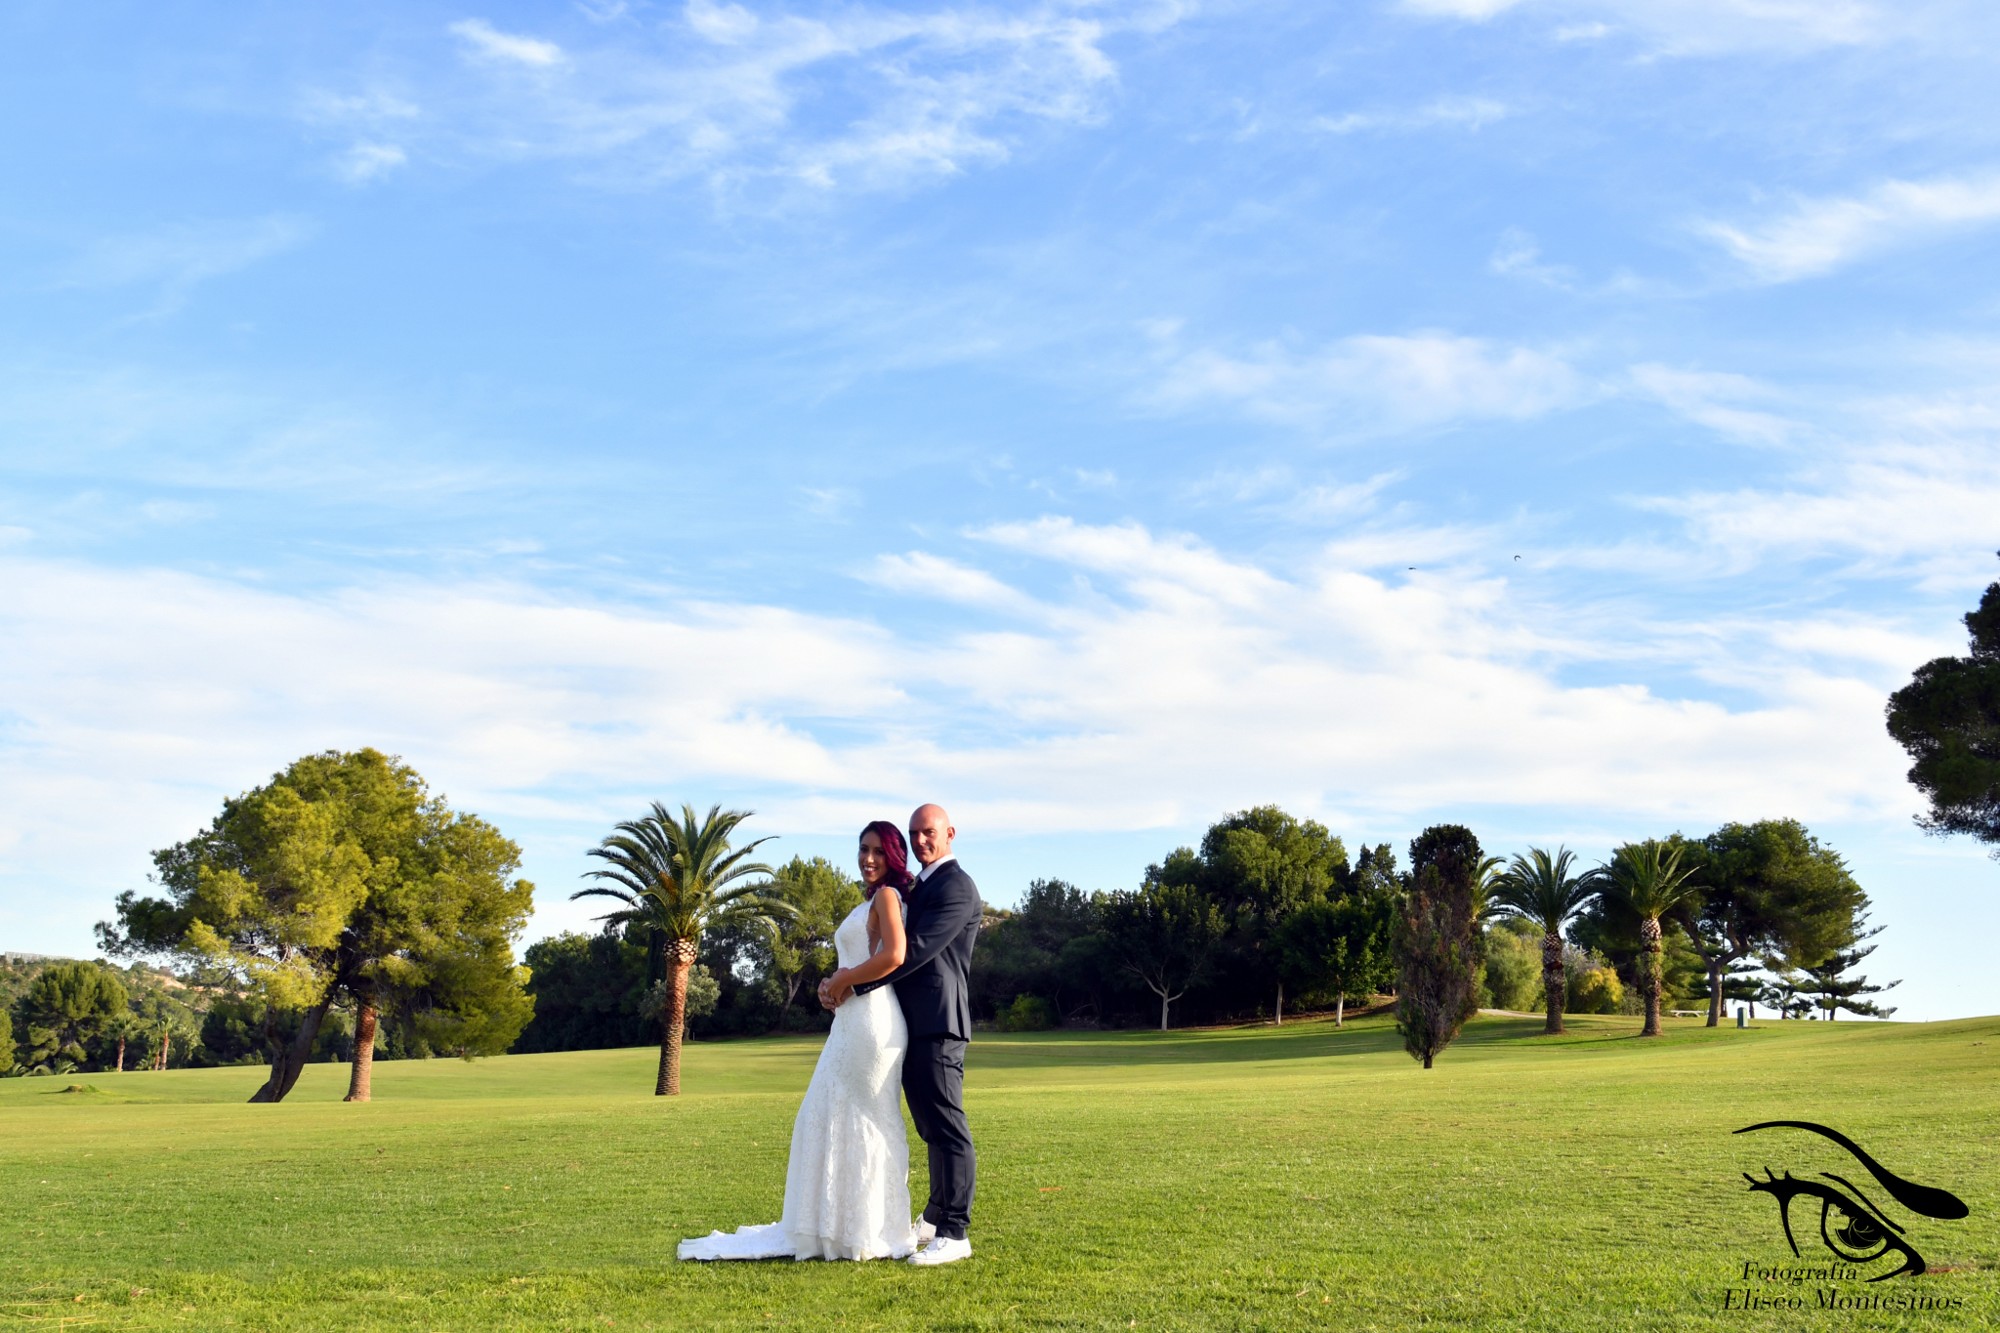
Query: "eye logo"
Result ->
[[1736, 1120, 1970, 1282]]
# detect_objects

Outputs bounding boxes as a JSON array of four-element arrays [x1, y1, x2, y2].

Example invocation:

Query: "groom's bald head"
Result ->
[[909, 804, 954, 867]]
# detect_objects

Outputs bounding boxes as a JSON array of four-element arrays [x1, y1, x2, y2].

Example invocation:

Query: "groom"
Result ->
[[823, 803, 981, 1266]]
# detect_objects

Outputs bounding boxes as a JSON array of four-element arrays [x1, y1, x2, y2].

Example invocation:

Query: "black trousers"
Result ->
[[903, 1035, 975, 1239]]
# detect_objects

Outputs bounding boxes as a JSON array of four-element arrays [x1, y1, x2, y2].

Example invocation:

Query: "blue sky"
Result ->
[[3, 0, 1998, 1019]]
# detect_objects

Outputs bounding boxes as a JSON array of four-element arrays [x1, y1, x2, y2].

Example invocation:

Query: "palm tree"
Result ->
[[573, 803, 786, 1095], [1491, 847, 1598, 1035], [1590, 840, 1703, 1037], [1469, 855, 1507, 928]]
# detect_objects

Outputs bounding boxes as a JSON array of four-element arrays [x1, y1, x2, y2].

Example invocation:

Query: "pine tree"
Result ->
[[1802, 913, 1900, 1020], [1395, 825, 1482, 1069]]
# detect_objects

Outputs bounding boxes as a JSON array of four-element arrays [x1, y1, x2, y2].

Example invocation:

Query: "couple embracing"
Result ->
[[679, 804, 980, 1267]]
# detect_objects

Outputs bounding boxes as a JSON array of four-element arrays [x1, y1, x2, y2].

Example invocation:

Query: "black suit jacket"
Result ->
[[854, 859, 982, 1040]]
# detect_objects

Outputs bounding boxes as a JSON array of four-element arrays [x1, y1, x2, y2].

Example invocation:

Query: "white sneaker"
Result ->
[[907, 1236, 972, 1266], [912, 1220, 937, 1247]]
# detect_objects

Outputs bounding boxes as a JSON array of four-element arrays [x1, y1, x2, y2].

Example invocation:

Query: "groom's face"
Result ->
[[909, 804, 954, 866]]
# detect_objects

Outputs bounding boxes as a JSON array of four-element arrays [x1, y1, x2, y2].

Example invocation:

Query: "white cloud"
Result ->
[[1630, 363, 1801, 446], [305, 3, 1180, 201], [1313, 95, 1511, 136], [1649, 438, 2000, 584], [1401, 0, 1523, 17], [1698, 173, 2000, 284], [864, 551, 1044, 617], [1148, 330, 1588, 433], [334, 142, 409, 183], [686, 0, 761, 45], [450, 18, 567, 67], [56, 216, 314, 317], [1400, 0, 1885, 54], [0, 499, 1956, 951], [299, 88, 421, 125]]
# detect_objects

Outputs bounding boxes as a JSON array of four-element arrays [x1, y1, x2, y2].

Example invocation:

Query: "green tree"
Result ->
[[100, 749, 536, 1103], [972, 879, 1102, 1023], [1197, 807, 1347, 1023], [1490, 846, 1599, 1035], [1479, 919, 1544, 1012], [1886, 561, 2000, 857], [1275, 891, 1391, 1027], [763, 856, 862, 1031], [0, 1006, 13, 1074], [18, 962, 127, 1072], [1099, 882, 1226, 1031], [1396, 825, 1484, 1069], [516, 930, 652, 1053], [1802, 911, 1900, 1020], [1567, 959, 1624, 1015], [573, 802, 786, 1095], [1682, 820, 1867, 1026], [1590, 840, 1703, 1037]]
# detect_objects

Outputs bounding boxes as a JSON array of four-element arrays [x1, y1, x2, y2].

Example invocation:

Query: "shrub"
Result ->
[[1569, 966, 1624, 1015], [998, 994, 1056, 1032], [1479, 921, 1543, 1012]]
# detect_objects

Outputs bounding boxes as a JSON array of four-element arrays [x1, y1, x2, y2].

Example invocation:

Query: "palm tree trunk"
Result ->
[[344, 1002, 378, 1102], [115, 1035, 126, 1072], [1541, 931, 1567, 1036], [657, 938, 698, 1096], [1639, 916, 1663, 1037]]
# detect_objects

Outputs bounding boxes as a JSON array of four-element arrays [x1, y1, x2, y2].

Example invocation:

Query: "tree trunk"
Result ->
[[1639, 916, 1663, 1037], [656, 938, 698, 1096], [1541, 931, 1567, 1036], [155, 1031, 169, 1070], [1274, 982, 1283, 1026], [1159, 988, 1169, 1032], [344, 1002, 379, 1103], [1422, 1049, 1433, 1069], [1335, 993, 1345, 1028], [774, 973, 799, 1034], [115, 1036, 126, 1072], [1706, 959, 1725, 1027], [249, 997, 333, 1103]]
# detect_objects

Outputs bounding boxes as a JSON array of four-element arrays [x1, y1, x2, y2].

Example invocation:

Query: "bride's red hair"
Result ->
[[860, 820, 914, 898]]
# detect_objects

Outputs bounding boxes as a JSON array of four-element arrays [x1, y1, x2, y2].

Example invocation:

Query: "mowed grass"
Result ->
[[2, 1013, 1995, 1332]]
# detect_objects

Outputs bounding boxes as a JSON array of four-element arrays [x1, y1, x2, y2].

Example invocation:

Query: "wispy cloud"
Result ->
[[334, 142, 409, 183], [450, 18, 567, 67], [56, 216, 314, 317], [1697, 172, 2000, 283], [1312, 95, 1511, 136], [1630, 363, 1802, 446], [1146, 329, 1589, 434], [1649, 436, 2000, 586], [1399, 0, 1885, 54], [306, 2, 1186, 202]]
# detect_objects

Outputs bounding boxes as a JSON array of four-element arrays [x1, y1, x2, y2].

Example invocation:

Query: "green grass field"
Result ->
[[3, 1012, 1994, 1331]]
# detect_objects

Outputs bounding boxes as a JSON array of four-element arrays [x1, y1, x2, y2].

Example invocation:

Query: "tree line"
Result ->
[[49, 535, 2000, 1101]]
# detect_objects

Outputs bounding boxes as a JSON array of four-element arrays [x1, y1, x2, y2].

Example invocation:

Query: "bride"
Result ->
[[678, 820, 918, 1261]]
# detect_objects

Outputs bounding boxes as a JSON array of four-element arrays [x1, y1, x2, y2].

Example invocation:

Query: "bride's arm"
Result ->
[[823, 888, 907, 1003]]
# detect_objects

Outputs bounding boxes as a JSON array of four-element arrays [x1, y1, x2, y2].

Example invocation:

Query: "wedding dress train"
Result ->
[[677, 899, 915, 1261]]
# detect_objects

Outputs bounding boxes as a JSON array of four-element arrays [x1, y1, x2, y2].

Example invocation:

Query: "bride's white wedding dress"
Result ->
[[678, 898, 915, 1261]]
